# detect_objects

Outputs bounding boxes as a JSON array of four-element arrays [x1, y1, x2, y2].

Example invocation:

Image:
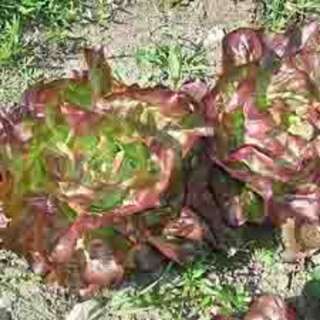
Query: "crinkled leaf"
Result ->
[[147, 236, 196, 265], [0, 42, 212, 295], [90, 189, 127, 213], [244, 295, 296, 320], [163, 207, 206, 241], [222, 28, 263, 69], [64, 82, 92, 110], [207, 22, 320, 232]]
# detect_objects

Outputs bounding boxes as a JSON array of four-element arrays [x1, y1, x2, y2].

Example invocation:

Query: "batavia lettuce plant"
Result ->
[[0, 48, 213, 296], [202, 21, 320, 261]]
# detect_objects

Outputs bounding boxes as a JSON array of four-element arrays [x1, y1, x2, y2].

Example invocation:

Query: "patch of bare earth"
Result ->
[[67, 0, 257, 82]]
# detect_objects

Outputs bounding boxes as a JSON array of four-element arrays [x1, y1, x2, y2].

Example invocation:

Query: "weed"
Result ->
[[210, 284, 251, 317], [0, 0, 82, 65], [260, 0, 320, 31], [133, 258, 250, 319], [135, 43, 208, 88], [253, 247, 277, 268], [87, 254, 251, 320]]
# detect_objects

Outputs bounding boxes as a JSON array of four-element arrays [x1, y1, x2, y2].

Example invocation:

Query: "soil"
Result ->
[[0, 1, 319, 319]]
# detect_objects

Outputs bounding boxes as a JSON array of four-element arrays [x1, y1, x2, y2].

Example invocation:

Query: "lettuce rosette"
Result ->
[[0, 48, 212, 295], [203, 22, 320, 258]]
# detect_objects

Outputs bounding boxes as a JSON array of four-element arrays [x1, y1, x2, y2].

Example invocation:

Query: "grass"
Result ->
[[0, 59, 47, 106], [0, 0, 83, 65], [260, 0, 320, 31]]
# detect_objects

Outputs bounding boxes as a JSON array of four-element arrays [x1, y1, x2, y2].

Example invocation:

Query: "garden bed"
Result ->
[[0, 1, 320, 320]]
